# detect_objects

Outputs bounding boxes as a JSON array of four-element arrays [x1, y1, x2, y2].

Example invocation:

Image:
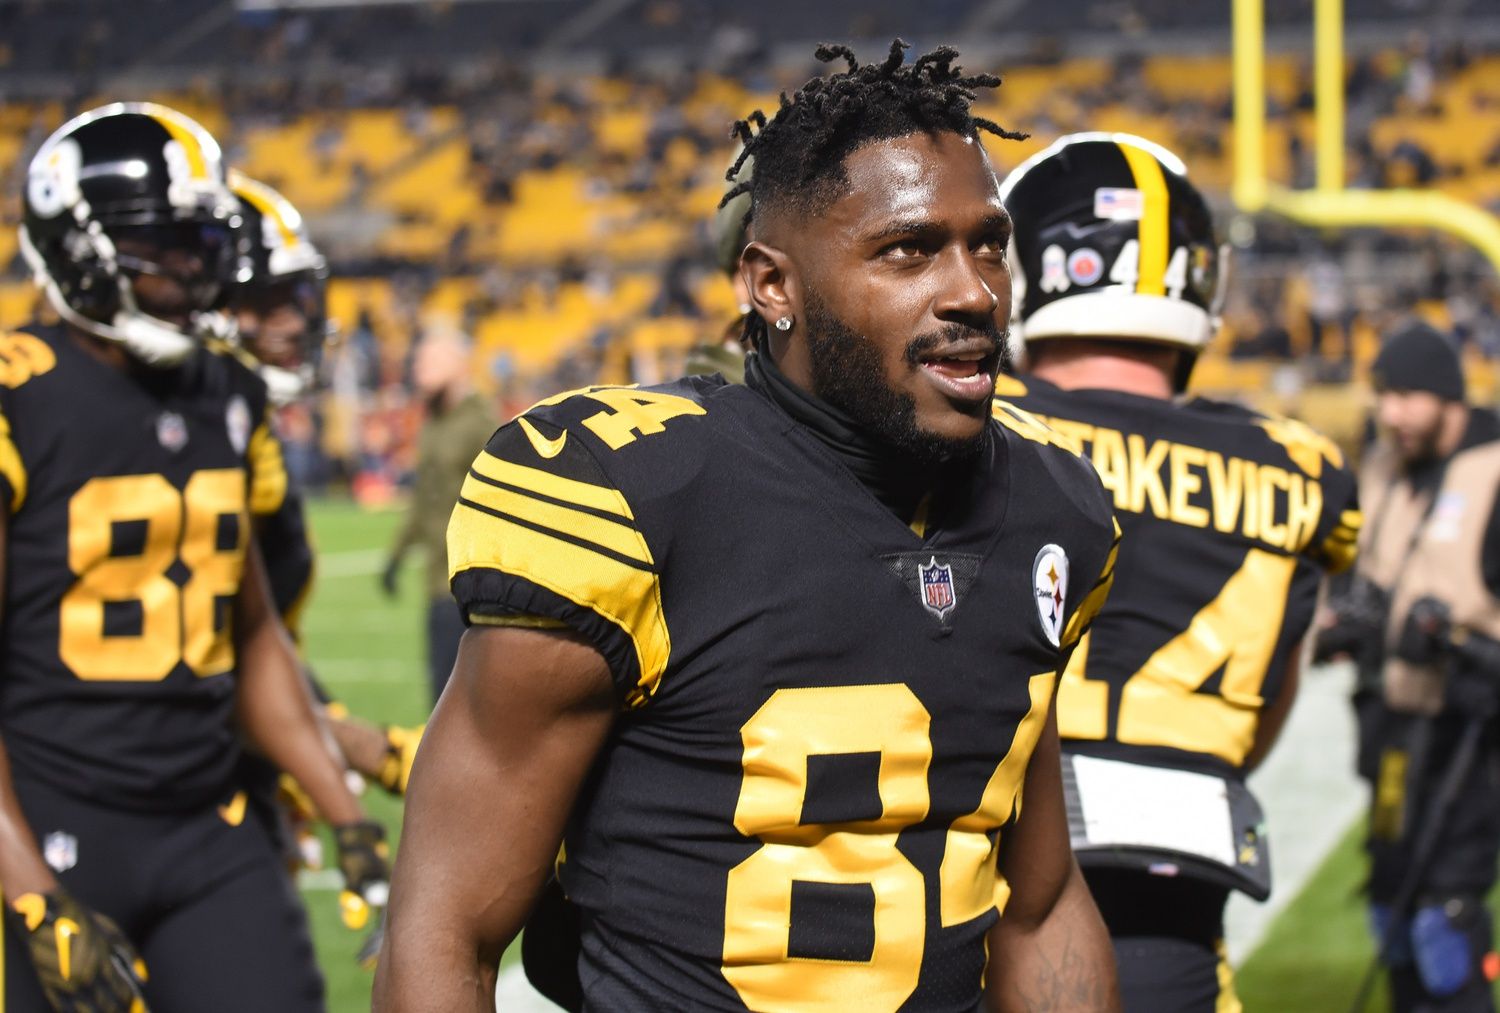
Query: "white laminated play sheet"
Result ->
[[1070, 754, 1237, 867]]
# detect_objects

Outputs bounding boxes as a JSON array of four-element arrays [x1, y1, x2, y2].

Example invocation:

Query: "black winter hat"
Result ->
[[1370, 321, 1465, 401]]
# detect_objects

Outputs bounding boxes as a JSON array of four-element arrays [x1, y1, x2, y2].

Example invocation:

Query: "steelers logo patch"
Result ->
[[1032, 544, 1069, 647]]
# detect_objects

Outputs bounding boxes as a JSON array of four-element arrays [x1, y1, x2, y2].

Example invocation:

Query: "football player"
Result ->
[[995, 133, 1362, 1012], [226, 170, 423, 805], [0, 103, 388, 1012], [377, 41, 1123, 1012]]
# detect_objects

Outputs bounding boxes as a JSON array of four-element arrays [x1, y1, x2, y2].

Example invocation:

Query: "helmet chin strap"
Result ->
[[259, 362, 308, 407], [55, 276, 197, 368], [23, 225, 201, 368]]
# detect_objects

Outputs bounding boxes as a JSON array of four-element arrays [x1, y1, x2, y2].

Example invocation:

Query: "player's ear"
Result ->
[[741, 241, 799, 330]]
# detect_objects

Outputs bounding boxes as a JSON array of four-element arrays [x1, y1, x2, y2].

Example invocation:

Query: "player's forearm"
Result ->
[[0, 738, 57, 897], [1246, 646, 1303, 772], [984, 860, 1121, 1012], [372, 916, 508, 1012], [238, 620, 362, 824]]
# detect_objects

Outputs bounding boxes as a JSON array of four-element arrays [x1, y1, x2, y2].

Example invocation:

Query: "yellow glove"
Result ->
[[10, 889, 150, 1013], [375, 723, 425, 796]]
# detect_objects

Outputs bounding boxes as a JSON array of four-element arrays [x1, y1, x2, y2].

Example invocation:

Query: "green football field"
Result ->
[[293, 498, 1465, 1013]]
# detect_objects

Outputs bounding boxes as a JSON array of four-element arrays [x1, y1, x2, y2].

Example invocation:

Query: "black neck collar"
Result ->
[[743, 351, 954, 523]]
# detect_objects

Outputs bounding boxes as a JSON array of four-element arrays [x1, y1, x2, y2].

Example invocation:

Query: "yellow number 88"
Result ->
[[60, 470, 248, 682]]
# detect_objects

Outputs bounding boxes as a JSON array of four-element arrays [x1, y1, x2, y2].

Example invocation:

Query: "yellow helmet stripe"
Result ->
[[234, 178, 300, 251], [145, 105, 208, 179], [1117, 141, 1170, 297]]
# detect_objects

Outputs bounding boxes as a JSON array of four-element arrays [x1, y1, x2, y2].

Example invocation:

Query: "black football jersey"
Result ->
[[253, 466, 313, 638], [0, 325, 286, 811], [999, 374, 1360, 777], [448, 377, 1119, 1012]]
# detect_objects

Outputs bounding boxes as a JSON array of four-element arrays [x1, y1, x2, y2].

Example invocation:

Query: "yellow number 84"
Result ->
[[59, 471, 248, 682], [723, 676, 1056, 1013]]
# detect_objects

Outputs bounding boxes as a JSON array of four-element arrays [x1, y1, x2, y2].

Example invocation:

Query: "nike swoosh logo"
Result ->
[[518, 417, 567, 459], [55, 918, 78, 981], [218, 790, 247, 827]]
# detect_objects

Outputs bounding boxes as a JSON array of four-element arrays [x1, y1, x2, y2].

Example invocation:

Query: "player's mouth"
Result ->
[[916, 342, 1001, 404]]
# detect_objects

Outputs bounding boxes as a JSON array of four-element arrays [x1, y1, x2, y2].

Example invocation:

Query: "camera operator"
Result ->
[[1353, 320, 1500, 1012]]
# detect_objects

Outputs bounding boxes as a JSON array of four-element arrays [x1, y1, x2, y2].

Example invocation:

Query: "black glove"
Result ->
[[334, 820, 390, 934], [9, 889, 150, 1013], [1395, 596, 1452, 666], [379, 559, 400, 598]]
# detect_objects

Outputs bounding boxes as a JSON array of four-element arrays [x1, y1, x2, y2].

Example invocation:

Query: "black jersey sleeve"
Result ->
[[447, 404, 671, 710], [0, 406, 26, 517], [0, 331, 58, 516], [247, 417, 288, 518]]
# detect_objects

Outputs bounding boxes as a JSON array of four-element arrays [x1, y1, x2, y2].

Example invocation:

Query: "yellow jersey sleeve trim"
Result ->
[[0, 411, 26, 513], [1317, 507, 1363, 575], [468, 614, 570, 630], [448, 472, 670, 707], [470, 450, 635, 521], [248, 423, 289, 516], [459, 470, 649, 565]]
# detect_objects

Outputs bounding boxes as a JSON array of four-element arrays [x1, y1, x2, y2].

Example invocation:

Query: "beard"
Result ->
[[802, 290, 1010, 465]]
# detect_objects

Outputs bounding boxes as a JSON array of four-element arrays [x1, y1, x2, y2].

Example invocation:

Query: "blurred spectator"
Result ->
[[379, 331, 497, 703]]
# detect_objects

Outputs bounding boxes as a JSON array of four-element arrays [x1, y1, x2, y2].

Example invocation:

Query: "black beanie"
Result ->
[[1370, 322, 1465, 401]]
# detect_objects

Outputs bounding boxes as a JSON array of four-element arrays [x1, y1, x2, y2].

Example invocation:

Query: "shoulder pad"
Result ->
[[991, 398, 1086, 457], [0, 332, 58, 391], [1252, 412, 1347, 479], [519, 382, 711, 454]]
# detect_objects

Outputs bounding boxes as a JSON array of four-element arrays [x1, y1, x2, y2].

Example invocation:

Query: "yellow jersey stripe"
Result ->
[[448, 501, 670, 706], [1062, 522, 1120, 648], [1215, 939, 1244, 1013], [148, 106, 208, 179], [458, 472, 652, 567], [248, 423, 288, 516], [471, 449, 634, 521], [1117, 141, 1170, 297], [991, 400, 1079, 455], [0, 412, 26, 513]]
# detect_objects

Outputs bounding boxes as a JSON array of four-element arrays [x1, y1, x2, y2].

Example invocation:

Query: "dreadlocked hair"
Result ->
[[721, 39, 1026, 348]]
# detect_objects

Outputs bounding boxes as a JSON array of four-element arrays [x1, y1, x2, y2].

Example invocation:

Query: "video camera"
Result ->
[[1395, 595, 1500, 715]]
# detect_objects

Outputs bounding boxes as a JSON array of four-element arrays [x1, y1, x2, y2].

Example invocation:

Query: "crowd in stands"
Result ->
[[1, 16, 1498, 495]]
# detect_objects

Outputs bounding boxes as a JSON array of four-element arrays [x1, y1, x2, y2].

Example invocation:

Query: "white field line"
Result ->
[[496, 964, 563, 1011], [311, 548, 389, 578], [1226, 660, 1366, 965]]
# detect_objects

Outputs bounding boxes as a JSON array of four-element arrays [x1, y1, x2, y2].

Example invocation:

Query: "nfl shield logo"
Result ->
[[42, 830, 77, 873], [156, 411, 188, 453], [919, 557, 957, 620]]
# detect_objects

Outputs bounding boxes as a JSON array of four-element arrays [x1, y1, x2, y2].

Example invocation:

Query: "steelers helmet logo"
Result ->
[[27, 139, 83, 220], [1032, 544, 1069, 648]]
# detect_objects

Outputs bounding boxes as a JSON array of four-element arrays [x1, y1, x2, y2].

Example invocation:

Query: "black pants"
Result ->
[[427, 595, 467, 704], [5, 779, 324, 1013], [1084, 867, 1237, 1013], [1362, 706, 1500, 1012]]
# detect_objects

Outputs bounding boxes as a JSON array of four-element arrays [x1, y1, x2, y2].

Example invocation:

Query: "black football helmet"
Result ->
[[1000, 133, 1226, 354], [19, 102, 240, 367], [226, 171, 331, 404]]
